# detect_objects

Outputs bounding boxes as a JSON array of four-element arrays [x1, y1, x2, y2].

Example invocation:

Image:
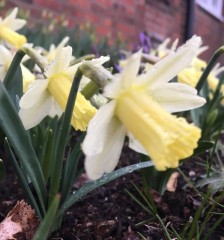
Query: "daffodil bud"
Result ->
[[79, 62, 112, 88], [21, 45, 48, 72]]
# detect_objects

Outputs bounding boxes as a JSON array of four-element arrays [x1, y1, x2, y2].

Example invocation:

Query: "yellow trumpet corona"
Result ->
[[116, 88, 201, 170], [48, 74, 96, 131], [0, 26, 27, 49]]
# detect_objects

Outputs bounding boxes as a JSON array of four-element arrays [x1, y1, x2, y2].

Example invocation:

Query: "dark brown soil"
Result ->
[[1, 146, 224, 240]]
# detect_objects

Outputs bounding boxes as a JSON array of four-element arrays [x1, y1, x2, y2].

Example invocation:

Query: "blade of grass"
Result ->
[[129, 181, 157, 215], [206, 121, 224, 177], [125, 188, 154, 215], [169, 225, 182, 240], [199, 191, 224, 236], [155, 213, 173, 240], [126, 182, 172, 239], [204, 214, 224, 240]]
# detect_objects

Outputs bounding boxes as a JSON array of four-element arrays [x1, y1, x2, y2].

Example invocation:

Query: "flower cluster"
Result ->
[[0, 8, 208, 179], [83, 36, 206, 179], [2, 7, 224, 239]]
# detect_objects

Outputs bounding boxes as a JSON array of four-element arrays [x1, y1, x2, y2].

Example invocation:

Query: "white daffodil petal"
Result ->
[[0, 67, 6, 80], [9, 19, 26, 31], [9, 7, 18, 19], [19, 80, 48, 108], [104, 74, 122, 98], [2, 8, 17, 27], [82, 100, 117, 155], [47, 37, 70, 62], [0, 45, 12, 64], [55, 36, 70, 49], [128, 133, 148, 155], [49, 100, 62, 117], [121, 50, 141, 89], [151, 83, 206, 112], [65, 63, 81, 79], [84, 117, 126, 180], [45, 46, 73, 77], [88, 56, 110, 66], [140, 36, 202, 89], [3, 8, 26, 30], [19, 93, 52, 129]]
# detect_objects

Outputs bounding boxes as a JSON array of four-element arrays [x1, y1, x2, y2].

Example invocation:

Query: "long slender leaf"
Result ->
[[49, 69, 83, 203], [39, 128, 53, 181], [3, 50, 24, 109], [61, 134, 85, 202], [58, 161, 154, 216], [193, 141, 214, 156], [196, 46, 224, 92], [0, 159, 5, 180], [4, 139, 41, 218], [0, 81, 47, 216], [34, 194, 60, 240]]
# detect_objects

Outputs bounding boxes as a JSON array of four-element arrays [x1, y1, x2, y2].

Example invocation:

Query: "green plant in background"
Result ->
[[1, 45, 155, 238], [1, 7, 224, 240], [0, 8, 155, 238], [123, 44, 224, 239]]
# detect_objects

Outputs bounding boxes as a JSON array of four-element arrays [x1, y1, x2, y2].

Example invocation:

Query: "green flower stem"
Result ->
[[3, 49, 25, 87], [49, 69, 83, 204], [79, 62, 110, 88], [70, 54, 95, 65], [21, 45, 48, 72], [81, 81, 99, 100], [196, 46, 224, 92]]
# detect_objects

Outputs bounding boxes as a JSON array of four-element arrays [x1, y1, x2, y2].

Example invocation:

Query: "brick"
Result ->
[[1, 0, 223, 63]]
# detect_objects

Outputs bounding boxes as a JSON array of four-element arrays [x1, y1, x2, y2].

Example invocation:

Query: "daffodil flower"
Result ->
[[82, 36, 206, 180], [35, 36, 70, 62], [178, 67, 202, 87], [207, 63, 224, 96], [19, 46, 109, 131], [0, 8, 27, 49], [156, 38, 179, 58], [178, 45, 208, 87]]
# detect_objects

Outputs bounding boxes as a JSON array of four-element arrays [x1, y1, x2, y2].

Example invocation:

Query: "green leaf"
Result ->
[[0, 159, 5, 180], [33, 194, 60, 240], [49, 69, 83, 203], [140, 155, 174, 195], [196, 172, 224, 193], [58, 161, 154, 216], [0, 81, 47, 217], [39, 128, 53, 181], [60, 133, 85, 203], [4, 139, 41, 218], [196, 46, 224, 92], [3, 50, 24, 110], [193, 140, 214, 156]]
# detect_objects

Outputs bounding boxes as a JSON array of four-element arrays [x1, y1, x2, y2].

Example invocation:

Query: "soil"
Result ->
[[0, 145, 224, 240]]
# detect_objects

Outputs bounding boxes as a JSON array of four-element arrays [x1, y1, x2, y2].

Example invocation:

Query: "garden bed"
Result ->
[[1, 146, 224, 240]]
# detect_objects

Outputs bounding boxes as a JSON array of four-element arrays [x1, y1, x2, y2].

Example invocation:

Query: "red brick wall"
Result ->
[[194, 3, 224, 63], [2, 0, 224, 62]]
